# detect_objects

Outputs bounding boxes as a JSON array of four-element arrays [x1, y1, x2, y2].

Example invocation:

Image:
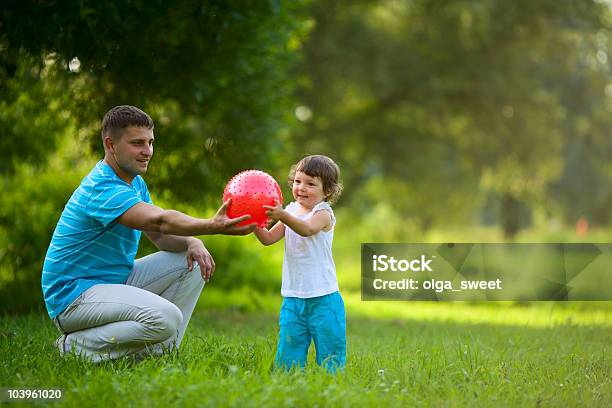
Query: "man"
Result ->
[[41, 105, 254, 362]]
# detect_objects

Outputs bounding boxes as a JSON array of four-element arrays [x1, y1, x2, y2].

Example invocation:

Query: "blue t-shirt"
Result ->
[[41, 161, 152, 318]]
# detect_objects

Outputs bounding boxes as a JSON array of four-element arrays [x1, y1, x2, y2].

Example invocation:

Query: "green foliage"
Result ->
[[1, 0, 310, 202], [293, 0, 612, 237], [202, 235, 283, 294], [0, 139, 95, 314], [3, 0, 612, 313], [138, 232, 283, 296], [0, 1, 309, 313], [0, 52, 80, 173]]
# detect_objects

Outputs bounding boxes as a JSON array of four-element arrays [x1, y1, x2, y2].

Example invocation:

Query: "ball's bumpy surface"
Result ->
[[223, 170, 283, 227]]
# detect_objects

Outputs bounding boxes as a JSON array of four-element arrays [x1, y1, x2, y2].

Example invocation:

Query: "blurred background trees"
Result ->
[[292, 0, 612, 238], [2, 0, 612, 313], [0, 0, 309, 312]]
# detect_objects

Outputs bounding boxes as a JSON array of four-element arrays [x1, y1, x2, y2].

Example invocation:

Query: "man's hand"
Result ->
[[211, 199, 256, 235], [263, 200, 286, 222], [186, 238, 215, 282]]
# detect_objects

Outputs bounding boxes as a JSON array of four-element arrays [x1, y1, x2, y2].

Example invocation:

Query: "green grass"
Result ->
[[1, 297, 610, 407]]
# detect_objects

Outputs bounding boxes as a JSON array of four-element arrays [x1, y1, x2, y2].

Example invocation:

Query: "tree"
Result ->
[[0, 1, 309, 313], [291, 0, 611, 238], [1, 0, 308, 200]]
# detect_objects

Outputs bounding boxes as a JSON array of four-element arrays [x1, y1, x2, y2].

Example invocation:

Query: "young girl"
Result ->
[[255, 155, 346, 372]]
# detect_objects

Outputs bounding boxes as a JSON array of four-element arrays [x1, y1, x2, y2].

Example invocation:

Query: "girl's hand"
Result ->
[[263, 200, 285, 222]]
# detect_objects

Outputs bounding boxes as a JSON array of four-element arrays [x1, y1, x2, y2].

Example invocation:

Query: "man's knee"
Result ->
[[146, 302, 183, 342], [167, 251, 190, 271], [170, 251, 204, 286]]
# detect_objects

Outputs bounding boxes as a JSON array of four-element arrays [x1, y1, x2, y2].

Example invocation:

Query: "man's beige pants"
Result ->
[[52, 251, 205, 362]]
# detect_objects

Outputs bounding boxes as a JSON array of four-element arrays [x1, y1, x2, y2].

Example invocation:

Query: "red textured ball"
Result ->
[[223, 170, 283, 227]]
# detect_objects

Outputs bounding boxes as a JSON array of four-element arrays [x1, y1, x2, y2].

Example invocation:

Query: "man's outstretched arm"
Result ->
[[120, 199, 251, 282], [118, 199, 254, 236]]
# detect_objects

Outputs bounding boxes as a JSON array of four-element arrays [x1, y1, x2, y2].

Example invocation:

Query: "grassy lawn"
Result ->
[[1, 293, 610, 407]]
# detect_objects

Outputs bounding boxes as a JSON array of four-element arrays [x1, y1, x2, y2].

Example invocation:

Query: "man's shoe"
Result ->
[[54, 334, 66, 356]]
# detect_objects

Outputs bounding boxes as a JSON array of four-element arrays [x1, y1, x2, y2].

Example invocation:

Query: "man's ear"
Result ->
[[103, 135, 114, 152]]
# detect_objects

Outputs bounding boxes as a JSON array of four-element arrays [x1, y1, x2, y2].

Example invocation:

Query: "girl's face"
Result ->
[[292, 171, 326, 209]]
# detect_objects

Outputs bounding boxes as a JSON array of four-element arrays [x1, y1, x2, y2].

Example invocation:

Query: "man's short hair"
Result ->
[[101, 105, 154, 141]]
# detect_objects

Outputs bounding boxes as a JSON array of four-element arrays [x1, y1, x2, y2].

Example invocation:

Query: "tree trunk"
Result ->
[[501, 193, 520, 240]]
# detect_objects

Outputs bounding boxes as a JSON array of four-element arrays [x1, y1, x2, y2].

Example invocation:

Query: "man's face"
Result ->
[[108, 126, 154, 177]]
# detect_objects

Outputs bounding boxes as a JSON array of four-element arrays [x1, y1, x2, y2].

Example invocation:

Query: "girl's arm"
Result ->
[[254, 221, 285, 246], [264, 201, 331, 237]]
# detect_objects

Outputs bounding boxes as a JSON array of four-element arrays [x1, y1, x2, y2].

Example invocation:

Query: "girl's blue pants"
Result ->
[[275, 291, 346, 373]]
